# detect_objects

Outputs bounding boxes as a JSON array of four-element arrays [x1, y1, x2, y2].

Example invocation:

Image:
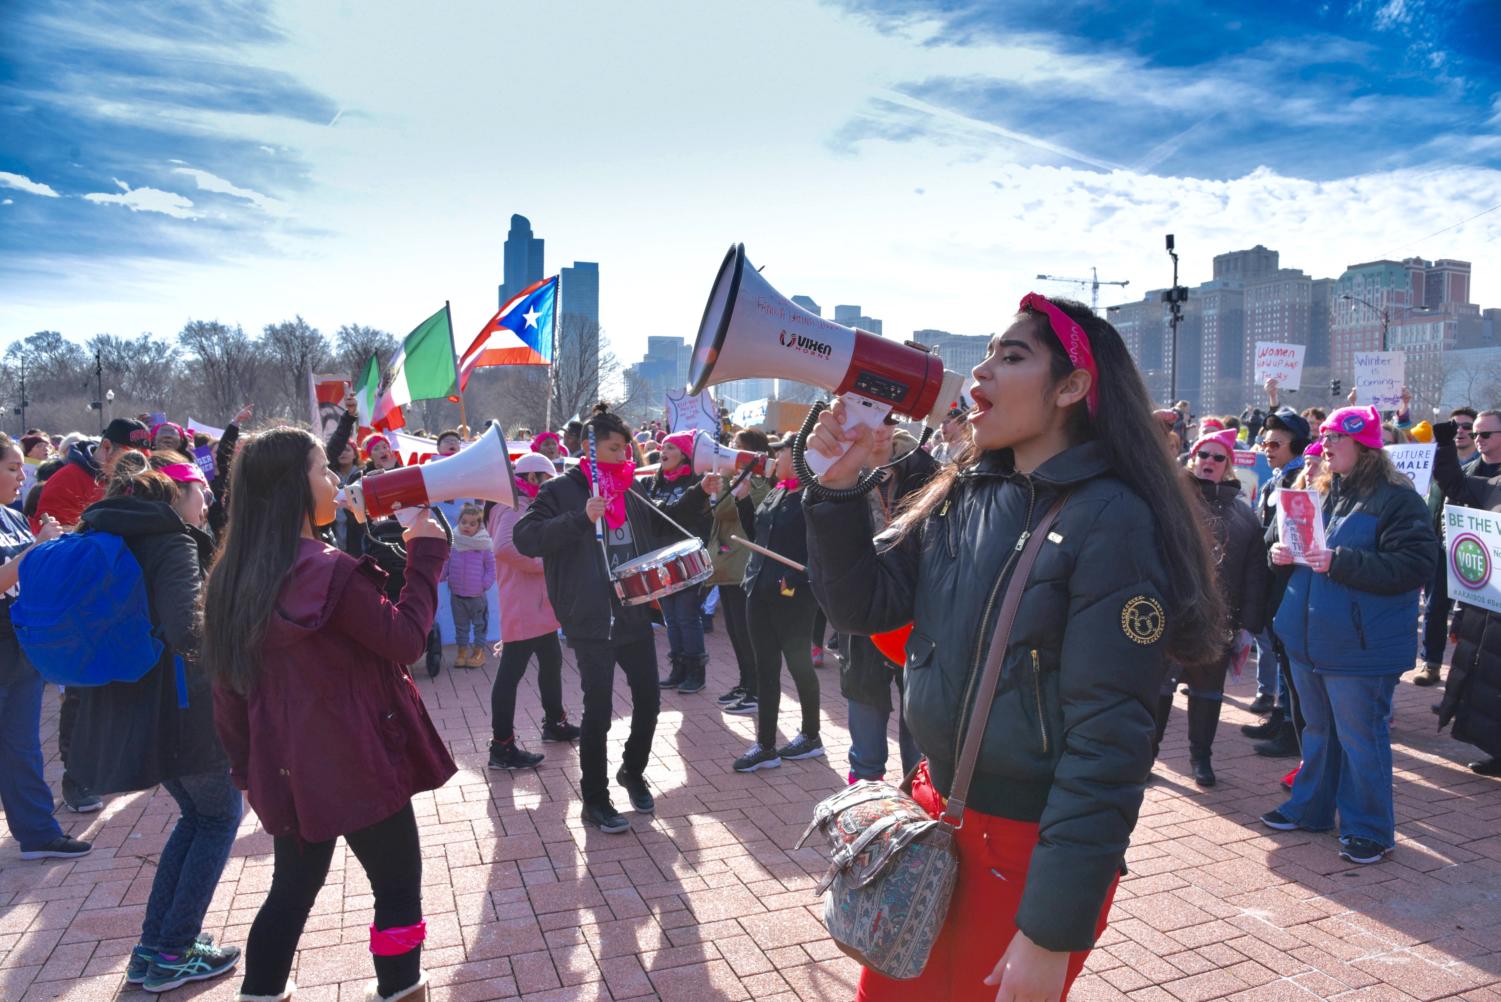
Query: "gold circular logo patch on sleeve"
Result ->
[[1121, 596, 1166, 645]]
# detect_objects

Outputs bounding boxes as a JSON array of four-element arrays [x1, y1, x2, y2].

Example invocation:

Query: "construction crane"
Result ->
[[1035, 267, 1130, 312]]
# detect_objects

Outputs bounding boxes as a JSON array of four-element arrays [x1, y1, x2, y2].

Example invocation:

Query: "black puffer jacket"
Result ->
[[743, 484, 809, 598], [1195, 477, 1269, 636], [69, 497, 227, 794], [513, 467, 674, 642], [806, 442, 1173, 953], [840, 442, 940, 711]]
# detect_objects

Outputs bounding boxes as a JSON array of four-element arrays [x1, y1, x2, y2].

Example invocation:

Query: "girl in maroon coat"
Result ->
[[202, 427, 454, 1002]]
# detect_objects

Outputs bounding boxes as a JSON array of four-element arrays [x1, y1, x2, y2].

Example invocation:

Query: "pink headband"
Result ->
[[159, 462, 207, 486], [531, 431, 560, 452], [1020, 293, 1100, 416]]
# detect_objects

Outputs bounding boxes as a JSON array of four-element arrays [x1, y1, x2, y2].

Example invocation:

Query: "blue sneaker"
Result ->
[[142, 940, 240, 992], [126, 945, 160, 984]]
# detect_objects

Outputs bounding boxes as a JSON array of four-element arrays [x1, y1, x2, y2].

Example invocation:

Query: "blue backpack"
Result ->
[[12, 531, 166, 689]]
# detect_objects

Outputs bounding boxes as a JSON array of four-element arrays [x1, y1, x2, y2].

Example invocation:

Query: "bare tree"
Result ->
[[178, 320, 263, 419], [333, 323, 398, 380], [263, 316, 331, 418]]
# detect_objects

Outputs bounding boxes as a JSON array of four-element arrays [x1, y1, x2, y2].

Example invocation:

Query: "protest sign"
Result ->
[[308, 372, 352, 443], [192, 445, 216, 481], [666, 388, 719, 436], [145, 411, 168, 429], [1232, 449, 1272, 498], [1443, 503, 1501, 615], [1354, 351, 1405, 409], [1277, 488, 1327, 567], [732, 398, 769, 429], [1254, 342, 1305, 392], [391, 430, 438, 466], [1386, 443, 1435, 495], [186, 417, 225, 441]]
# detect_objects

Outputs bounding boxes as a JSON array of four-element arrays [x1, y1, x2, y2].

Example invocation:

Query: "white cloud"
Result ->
[[2, 198, 12, 206], [0, 171, 61, 197], [82, 178, 198, 219], [171, 166, 286, 214]]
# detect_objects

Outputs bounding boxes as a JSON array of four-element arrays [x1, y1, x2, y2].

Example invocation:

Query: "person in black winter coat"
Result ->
[[1431, 418, 1501, 776], [731, 438, 824, 774], [636, 431, 721, 693], [1153, 429, 1269, 787], [513, 407, 674, 834], [840, 430, 937, 783], [323, 396, 368, 557], [70, 451, 242, 991], [803, 297, 1226, 1001]]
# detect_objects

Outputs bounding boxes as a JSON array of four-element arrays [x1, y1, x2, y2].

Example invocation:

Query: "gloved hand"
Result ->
[[1432, 420, 1458, 446]]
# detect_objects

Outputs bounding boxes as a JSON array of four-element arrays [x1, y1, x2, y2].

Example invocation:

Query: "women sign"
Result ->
[[1254, 342, 1305, 392], [1277, 488, 1327, 567], [1444, 503, 1501, 614]]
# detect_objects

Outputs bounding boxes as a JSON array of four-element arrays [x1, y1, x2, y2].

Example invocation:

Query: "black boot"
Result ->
[[1151, 693, 1173, 759], [1187, 696, 1221, 787], [1253, 719, 1299, 758], [1241, 706, 1284, 739], [677, 655, 707, 694], [658, 654, 687, 689]]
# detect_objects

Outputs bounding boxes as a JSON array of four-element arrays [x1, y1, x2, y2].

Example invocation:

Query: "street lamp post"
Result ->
[[1340, 293, 1391, 352], [1162, 235, 1188, 403]]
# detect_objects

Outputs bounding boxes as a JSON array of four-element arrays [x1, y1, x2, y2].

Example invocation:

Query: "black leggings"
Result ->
[[718, 584, 757, 691], [749, 592, 820, 748], [240, 804, 423, 998], [492, 632, 566, 742]]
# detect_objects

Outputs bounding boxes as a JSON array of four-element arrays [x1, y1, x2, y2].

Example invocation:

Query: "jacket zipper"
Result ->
[[1350, 603, 1367, 649], [1030, 649, 1048, 754], [952, 478, 1037, 771]]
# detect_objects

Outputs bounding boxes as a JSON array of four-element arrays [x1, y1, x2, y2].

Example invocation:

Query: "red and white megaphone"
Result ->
[[690, 244, 966, 475], [337, 423, 517, 523], [690, 429, 770, 478]]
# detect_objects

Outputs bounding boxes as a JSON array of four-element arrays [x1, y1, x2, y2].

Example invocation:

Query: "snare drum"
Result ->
[[611, 539, 713, 606]]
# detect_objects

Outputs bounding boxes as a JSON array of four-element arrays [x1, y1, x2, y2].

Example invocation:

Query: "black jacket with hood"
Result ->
[[1194, 476, 1269, 637], [513, 466, 675, 643], [69, 497, 227, 795], [805, 441, 1173, 953]]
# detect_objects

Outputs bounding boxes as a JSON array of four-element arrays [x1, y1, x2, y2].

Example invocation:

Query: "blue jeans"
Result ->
[[1276, 661, 1398, 847], [140, 769, 242, 952], [660, 587, 706, 660], [0, 661, 65, 849], [847, 698, 920, 782]]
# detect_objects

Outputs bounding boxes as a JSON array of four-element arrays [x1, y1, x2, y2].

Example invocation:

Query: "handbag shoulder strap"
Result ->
[[941, 491, 1070, 828]]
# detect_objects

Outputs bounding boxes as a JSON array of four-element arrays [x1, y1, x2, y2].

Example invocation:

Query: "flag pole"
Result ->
[[445, 300, 468, 436]]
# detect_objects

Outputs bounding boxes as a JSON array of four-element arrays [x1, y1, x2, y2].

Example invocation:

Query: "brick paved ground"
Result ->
[[2, 626, 1499, 1001]]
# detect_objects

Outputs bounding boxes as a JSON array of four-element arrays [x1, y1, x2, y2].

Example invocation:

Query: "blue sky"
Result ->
[[2, 0, 1498, 376]]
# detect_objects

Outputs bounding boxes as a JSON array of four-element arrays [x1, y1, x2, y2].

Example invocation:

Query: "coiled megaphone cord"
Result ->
[[793, 402, 892, 502]]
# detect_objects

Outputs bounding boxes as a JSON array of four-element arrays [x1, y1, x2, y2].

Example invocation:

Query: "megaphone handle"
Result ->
[[803, 394, 893, 477]]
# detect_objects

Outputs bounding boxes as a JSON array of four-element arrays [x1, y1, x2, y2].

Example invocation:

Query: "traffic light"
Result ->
[[1330, 379, 1342, 398]]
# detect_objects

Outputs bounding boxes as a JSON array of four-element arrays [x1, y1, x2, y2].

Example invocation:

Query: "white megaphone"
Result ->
[[337, 423, 517, 523], [689, 244, 966, 475], [690, 429, 770, 478]]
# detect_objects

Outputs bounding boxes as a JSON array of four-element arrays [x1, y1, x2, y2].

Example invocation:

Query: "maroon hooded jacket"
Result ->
[[213, 535, 456, 842]]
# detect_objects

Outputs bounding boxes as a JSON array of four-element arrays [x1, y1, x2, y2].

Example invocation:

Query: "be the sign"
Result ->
[[1444, 503, 1501, 615], [1254, 342, 1305, 392]]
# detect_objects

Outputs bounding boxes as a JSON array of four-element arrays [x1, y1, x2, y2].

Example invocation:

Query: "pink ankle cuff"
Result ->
[[369, 921, 426, 956]]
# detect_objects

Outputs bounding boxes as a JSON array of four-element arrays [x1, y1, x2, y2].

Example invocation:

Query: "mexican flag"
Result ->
[[374, 305, 457, 430], [352, 353, 382, 429]]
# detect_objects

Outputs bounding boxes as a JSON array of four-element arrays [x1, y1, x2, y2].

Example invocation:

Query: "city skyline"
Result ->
[[1, 1, 1497, 366]]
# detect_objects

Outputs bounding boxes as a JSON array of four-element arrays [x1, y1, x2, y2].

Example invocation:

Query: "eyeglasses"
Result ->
[[1259, 439, 1289, 451], [1455, 422, 1474, 431], [1194, 450, 1228, 463], [1322, 432, 1347, 444], [1477, 431, 1500, 440]]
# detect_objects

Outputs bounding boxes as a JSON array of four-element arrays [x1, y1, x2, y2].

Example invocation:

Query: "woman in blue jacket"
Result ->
[[1263, 405, 1439, 865]]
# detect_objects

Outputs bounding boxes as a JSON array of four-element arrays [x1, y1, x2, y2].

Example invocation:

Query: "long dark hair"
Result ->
[[200, 427, 322, 694], [893, 297, 1227, 667], [103, 450, 180, 504]]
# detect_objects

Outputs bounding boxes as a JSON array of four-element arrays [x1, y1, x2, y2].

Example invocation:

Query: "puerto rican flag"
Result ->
[[458, 276, 558, 391]]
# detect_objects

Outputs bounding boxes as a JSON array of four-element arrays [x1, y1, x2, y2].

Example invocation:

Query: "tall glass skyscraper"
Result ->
[[560, 261, 601, 396], [499, 214, 545, 307]]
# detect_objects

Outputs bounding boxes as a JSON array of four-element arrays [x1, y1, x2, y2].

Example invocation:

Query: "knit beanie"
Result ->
[[1320, 405, 1383, 451], [1189, 428, 1239, 459]]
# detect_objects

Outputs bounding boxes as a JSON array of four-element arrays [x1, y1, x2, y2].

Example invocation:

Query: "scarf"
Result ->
[[579, 459, 636, 529], [775, 477, 801, 492], [452, 528, 493, 552], [515, 478, 539, 499], [661, 463, 693, 482]]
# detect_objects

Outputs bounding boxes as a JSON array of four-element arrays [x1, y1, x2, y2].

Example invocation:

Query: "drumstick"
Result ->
[[729, 535, 806, 573], [586, 425, 605, 545]]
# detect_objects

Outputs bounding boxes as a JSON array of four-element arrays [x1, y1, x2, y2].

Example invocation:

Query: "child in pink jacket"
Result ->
[[441, 505, 496, 669], [487, 454, 579, 769]]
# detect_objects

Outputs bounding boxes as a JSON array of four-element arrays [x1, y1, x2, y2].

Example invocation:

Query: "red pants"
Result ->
[[856, 764, 1117, 1002]]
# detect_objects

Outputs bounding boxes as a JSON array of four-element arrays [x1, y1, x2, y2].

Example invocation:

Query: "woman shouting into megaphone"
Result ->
[[803, 295, 1225, 1002]]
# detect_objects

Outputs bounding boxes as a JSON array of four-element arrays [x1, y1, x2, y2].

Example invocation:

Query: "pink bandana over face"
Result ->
[[1019, 293, 1100, 416], [579, 459, 636, 529], [775, 477, 801, 492], [515, 478, 540, 499]]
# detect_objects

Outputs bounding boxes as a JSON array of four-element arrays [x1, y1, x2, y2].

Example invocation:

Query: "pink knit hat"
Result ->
[[1320, 405, 1383, 450], [1189, 428, 1238, 460], [661, 431, 696, 461]]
